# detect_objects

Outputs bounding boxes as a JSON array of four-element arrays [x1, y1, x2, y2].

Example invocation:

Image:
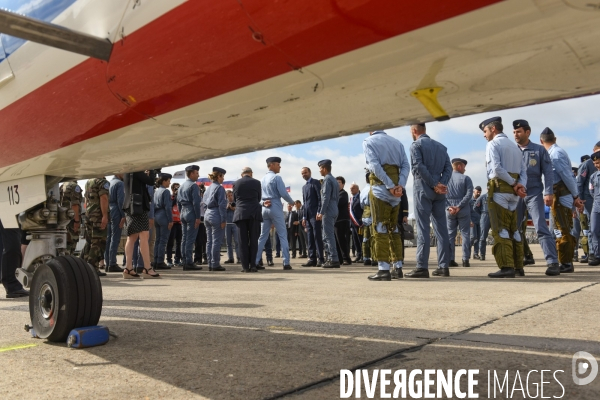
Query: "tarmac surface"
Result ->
[[0, 246, 599, 399]]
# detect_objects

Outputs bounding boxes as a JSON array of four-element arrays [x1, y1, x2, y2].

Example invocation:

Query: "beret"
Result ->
[[212, 167, 226, 174], [512, 119, 530, 130], [266, 157, 281, 164], [185, 165, 200, 172], [581, 155, 591, 162], [479, 116, 501, 131], [159, 173, 172, 180], [318, 159, 332, 167], [451, 158, 467, 166], [592, 151, 600, 161]]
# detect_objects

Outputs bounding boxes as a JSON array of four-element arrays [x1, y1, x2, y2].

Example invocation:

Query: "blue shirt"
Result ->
[[362, 131, 410, 206], [320, 173, 339, 217], [261, 171, 294, 209], [518, 140, 553, 196], [177, 178, 202, 220], [108, 177, 125, 219], [590, 170, 600, 212], [410, 133, 452, 188], [202, 181, 227, 223], [153, 186, 173, 223], [360, 183, 371, 225], [578, 159, 595, 200], [486, 133, 528, 187], [446, 171, 474, 213], [548, 143, 578, 208]]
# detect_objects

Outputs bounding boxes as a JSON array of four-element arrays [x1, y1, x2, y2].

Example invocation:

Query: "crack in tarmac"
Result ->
[[264, 282, 599, 399]]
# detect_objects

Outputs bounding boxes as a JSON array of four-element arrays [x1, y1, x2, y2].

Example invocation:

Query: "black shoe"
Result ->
[[432, 268, 450, 277], [224, 259, 234, 264], [371, 260, 378, 266], [258, 259, 264, 267], [154, 262, 171, 270], [342, 260, 351, 265], [515, 268, 525, 276], [241, 268, 250, 273], [480, 256, 485, 261], [545, 263, 560, 276], [573, 256, 579, 262], [580, 255, 589, 264], [107, 264, 124, 273], [363, 259, 372, 266], [256, 265, 265, 270], [473, 254, 481, 260], [291, 255, 296, 259], [488, 267, 515, 278], [390, 268, 403, 279], [323, 261, 341, 268], [236, 260, 242, 264], [6, 288, 29, 298], [449, 260, 459, 267], [283, 265, 292, 270], [96, 269, 107, 277], [353, 256, 363, 263], [559, 263, 574, 273], [183, 264, 203, 271], [404, 268, 430, 278], [267, 261, 274, 267], [275, 254, 281, 258], [589, 257, 600, 266], [317, 262, 323, 267], [368, 270, 391, 281], [301, 261, 317, 267], [250, 267, 258, 272], [462, 260, 470, 268], [523, 256, 535, 265], [210, 266, 226, 271], [299, 254, 308, 259]]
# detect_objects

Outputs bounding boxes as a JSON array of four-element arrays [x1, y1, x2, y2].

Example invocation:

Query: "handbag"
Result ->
[[129, 173, 144, 216], [401, 222, 414, 240]]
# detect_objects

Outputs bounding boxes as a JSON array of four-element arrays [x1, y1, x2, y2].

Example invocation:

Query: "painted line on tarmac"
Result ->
[[0, 343, 37, 353], [102, 317, 418, 345], [429, 343, 596, 360]]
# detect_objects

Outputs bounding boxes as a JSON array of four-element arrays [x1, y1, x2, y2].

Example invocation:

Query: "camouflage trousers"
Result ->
[[361, 224, 374, 261], [580, 212, 589, 255], [82, 222, 107, 268], [369, 192, 403, 265], [65, 222, 79, 255], [488, 197, 524, 269], [552, 199, 576, 265]]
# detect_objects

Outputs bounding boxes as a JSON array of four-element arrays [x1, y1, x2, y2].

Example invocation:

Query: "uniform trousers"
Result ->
[[479, 212, 490, 257], [351, 224, 363, 258], [524, 193, 558, 264], [167, 222, 182, 264], [413, 184, 450, 270], [489, 192, 523, 269], [447, 209, 471, 262], [256, 208, 291, 265], [470, 222, 481, 257], [236, 218, 261, 270], [153, 212, 171, 264], [104, 211, 122, 266], [205, 216, 225, 268], [225, 223, 240, 261], [591, 210, 600, 258], [305, 215, 324, 263], [322, 215, 339, 262], [181, 210, 199, 265], [287, 227, 298, 256], [194, 223, 207, 263], [552, 194, 576, 265], [0, 223, 23, 293]]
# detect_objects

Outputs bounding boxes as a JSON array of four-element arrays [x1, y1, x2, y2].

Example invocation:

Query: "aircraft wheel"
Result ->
[[29, 256, 103, 342]]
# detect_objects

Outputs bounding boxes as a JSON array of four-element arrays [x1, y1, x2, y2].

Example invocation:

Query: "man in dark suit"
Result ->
[[233, 167, 262, 272], [349, 183, 363, 262], [335, 176, 352, 265], [301, 167, 324, 266], [286, 204, 299, 258]]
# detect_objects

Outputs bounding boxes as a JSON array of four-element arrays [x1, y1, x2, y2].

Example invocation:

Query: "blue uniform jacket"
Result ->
[[410, 133, 452, 197], [446, 171, 474, 217], [475, 193, 489, 213], [590, 171, 600, 212], [320, 174, 339, 218], [202, 182, 227, 224], [577, 158, 595, 201], [518, 141, 553, 196], [177, 178, 202, 220], [153, 187, 173, 223], [109, 177, 125, 220]]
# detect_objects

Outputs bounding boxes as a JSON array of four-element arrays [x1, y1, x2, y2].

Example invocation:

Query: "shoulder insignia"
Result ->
[[104, 182, 110, 190], [75, 186, 81, 193]]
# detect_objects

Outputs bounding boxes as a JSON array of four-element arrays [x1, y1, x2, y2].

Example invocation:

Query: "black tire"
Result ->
[[29, 256, 103, 342]]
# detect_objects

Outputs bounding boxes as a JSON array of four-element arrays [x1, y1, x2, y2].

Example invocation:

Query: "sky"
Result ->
[[146, 94, 600, 214]]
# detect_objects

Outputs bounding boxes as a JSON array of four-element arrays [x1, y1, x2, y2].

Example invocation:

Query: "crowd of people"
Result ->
[[1, 116, 599, 297]]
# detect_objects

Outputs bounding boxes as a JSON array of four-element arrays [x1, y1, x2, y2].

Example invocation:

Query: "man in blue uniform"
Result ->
[[105, 174, 125, 272], [363, 131, 410, 281], [541, 128, 585, 273], [476, 192, 490, 260], [578, 147, 600, 264], [406, 123, 452, 278], [588, 152, 600, 265], [512, 119, 560, 276], [482, 117, 528, 278], [177, 165, 203, 271], [446, 158, 474, 268], [301, 167, 324, 267], [317, 160, 340, 268], [470, 186, 482, 260], [255, 157, 296, 270]]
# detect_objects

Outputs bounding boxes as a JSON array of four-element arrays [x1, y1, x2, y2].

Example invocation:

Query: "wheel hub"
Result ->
[[38, 283, 54, 319]]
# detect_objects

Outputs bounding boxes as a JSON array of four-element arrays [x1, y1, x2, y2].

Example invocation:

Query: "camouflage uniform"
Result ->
[[82, 178, 109, 268], [60, 181, 83, 254]]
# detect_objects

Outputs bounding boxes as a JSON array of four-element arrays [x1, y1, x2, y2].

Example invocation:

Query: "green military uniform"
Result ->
[[60, 180, 82, 254], [360, 203, 376, 263], [580, 212, 589, 255], [82, 178, 109, 268]]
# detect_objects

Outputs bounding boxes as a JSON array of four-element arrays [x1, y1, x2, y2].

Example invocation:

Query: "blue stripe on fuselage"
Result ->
[[0, 0, 77, 61]]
